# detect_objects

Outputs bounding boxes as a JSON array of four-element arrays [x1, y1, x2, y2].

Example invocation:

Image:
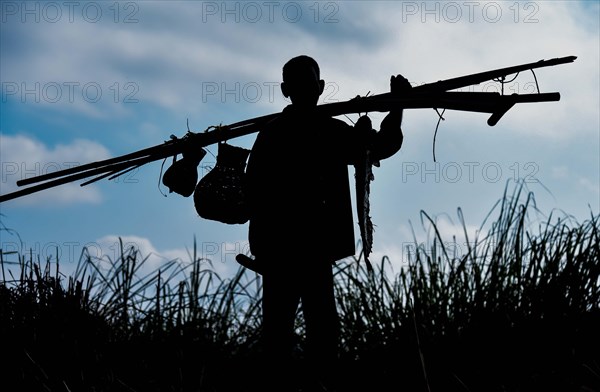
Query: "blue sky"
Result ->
[[1, 1, 599, 278]]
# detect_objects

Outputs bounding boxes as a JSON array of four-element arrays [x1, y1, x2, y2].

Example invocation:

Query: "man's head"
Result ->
[[281, 55, 325, 108]]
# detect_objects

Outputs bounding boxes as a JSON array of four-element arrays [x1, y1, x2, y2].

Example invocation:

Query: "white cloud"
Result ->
[[326, 2, 598, 140], [0, 134, 111, 205], [578, 176, 600, 196], [92, 234, 248, 278], [552, 166, 569, 179], [2, 1, 596, 143], [94, 234, 186, 271], [368, 243, 409, 275]]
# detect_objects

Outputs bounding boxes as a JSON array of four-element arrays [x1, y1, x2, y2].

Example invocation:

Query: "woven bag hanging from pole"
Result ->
[[193, 142, 251, 225]]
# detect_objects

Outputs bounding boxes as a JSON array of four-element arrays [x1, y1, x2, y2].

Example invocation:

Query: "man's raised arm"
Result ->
[[371, 74, 411, 161]]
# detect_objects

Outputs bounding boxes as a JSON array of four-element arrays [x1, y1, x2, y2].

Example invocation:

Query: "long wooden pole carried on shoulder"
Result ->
[[0, 56, 576, 203]]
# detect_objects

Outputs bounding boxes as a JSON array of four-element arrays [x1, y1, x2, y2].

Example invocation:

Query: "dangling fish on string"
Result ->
[[353, 115, 379, 273]]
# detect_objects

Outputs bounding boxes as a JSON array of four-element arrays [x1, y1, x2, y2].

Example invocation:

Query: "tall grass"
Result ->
[[334, 183, 600, 391], [1, 237, 263, 391], [1, 182, 599, 391]]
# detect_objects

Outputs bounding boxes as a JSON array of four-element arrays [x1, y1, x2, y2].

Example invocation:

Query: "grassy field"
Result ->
[[1, 183, 599, 392]]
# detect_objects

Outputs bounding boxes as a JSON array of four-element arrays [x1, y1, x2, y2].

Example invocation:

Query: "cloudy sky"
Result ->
[[1, 1, 598, 278]]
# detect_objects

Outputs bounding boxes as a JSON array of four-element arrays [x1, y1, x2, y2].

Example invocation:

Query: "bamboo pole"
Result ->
[[0, 55, 576, 203]]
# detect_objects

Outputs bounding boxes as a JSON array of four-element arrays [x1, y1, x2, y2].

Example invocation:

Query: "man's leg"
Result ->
[[261, 260, 301, 389], [300, 261, 339, 388]]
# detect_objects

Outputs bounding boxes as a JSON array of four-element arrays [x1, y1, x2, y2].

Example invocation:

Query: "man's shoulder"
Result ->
[[260, 105, 353, 133]]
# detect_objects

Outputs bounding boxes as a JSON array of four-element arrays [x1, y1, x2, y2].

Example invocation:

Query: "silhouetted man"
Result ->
[[245, 55, 409, 389]]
